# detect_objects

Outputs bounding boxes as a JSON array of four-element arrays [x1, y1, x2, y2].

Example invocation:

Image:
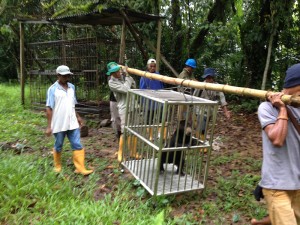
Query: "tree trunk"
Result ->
[[190, 0, 230, 58], [170, 0, 183, 72]]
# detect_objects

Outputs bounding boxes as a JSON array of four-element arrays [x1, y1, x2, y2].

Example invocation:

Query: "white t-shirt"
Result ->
[[46, 81, 79, 133]]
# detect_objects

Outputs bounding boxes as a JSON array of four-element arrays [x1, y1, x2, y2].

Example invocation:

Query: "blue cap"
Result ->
[[283, 63, 300, 88], [202, 68, 217, 79]]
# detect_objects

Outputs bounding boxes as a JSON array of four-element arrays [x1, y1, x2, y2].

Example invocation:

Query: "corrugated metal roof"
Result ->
[[48, 8, 164, 26]]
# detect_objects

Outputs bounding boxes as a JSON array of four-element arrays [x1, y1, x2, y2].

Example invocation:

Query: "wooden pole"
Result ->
[[62, 26, 67, 65], [19, 22, 25, 105], [119, 19, 126, 64], [120, 9, 148, 62], [135, 29, 179, 77], [120, 66, 300, 107], [155, 19, 162, 72]]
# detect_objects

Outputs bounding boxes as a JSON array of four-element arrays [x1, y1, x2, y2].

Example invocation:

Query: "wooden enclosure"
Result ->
[[27, 37, 139, 117], [19, 7, 165, 114]]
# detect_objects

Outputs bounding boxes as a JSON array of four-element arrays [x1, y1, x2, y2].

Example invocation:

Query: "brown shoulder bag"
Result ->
[[286, 107, 300, 135]]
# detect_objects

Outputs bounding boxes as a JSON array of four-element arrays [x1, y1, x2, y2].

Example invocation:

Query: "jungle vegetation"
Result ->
[[1, 0, 299, 92]]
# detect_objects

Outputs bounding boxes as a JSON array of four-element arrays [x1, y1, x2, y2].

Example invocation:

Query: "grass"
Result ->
[[0, 84, 267, 224]]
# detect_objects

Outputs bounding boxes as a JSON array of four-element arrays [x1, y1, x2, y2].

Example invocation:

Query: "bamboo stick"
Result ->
[[120, 65, 300, 107]]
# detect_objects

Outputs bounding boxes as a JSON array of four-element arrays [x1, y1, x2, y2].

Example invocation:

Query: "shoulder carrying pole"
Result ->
[[120, 65, 300, 107]]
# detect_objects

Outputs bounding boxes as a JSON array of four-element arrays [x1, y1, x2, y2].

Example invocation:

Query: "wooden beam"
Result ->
[[119, 9, 148, 62], [155, 19, 162, 72], [62, 26, 67, 65], [125, 20, 179, 77], [139, 32, 179, 77], [19, 22, 25, 105], [119, 19, 126, 64]]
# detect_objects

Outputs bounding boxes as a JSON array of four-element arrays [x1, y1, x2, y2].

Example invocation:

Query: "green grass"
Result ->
[[0, 84, 267, 224], [0, 151, 168, 225]]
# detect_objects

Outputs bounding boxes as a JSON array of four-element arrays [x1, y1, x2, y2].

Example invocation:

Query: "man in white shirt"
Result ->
[[46, 65, 93, 175]]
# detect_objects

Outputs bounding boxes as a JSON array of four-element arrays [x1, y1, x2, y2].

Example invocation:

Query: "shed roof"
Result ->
[[48, 8, 164, 26]]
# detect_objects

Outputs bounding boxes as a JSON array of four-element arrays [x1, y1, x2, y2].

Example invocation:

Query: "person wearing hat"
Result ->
[[255, 63, 300, 225], [140, 58, 165, 140], [45, 65, 93, 175], [107, 62, 136, 162], [177, 59, 198, 120], [140, 58, 164, 90], [178, 58, 197, 80], [194, 68, 230, 119]]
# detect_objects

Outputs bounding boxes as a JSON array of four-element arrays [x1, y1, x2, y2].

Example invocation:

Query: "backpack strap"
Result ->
[[286, 106, 300, 135]]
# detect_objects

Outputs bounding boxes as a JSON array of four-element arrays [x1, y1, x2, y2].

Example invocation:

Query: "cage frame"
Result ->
[[121, 89, 219, 196]]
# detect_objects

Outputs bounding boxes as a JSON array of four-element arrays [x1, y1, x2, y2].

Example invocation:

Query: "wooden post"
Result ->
[[135, 28, 179, 77], [119, 19, 126, 65], [19, 22, 25, 105], [120, 10, 148, 62], [62, 26, 67, 65], [155, 19, 162, 72]]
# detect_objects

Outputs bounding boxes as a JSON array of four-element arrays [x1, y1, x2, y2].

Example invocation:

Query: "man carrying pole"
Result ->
[[256, 63, 300, 225]]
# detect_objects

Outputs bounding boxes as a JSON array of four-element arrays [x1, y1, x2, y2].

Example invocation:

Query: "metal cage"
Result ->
[[121, 89, 218, 196]]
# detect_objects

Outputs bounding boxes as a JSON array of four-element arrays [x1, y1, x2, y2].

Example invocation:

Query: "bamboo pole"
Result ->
[[155, 19, 162, 72], [120, 66, 300, 107]]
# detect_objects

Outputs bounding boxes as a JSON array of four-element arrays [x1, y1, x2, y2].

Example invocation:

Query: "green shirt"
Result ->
[[178, 68, 195, 80]]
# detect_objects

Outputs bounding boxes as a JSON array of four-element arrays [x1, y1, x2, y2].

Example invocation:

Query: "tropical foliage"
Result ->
[[1, 0, 300, 90]]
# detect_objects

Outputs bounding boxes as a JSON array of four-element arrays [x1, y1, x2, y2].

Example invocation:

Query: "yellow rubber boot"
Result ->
[[118, 135, 124, 162], [53, 149, 62, 173], [147, 127, 153, 141], [73, 149, 93, 175], [200, 134, 207, 153], [158, 122, 168, 140], [128, 135, 140, 159]]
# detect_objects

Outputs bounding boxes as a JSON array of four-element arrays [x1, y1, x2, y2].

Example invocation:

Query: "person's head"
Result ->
[[106, 62, 121, 78], [56, 65, 73, 84], [147, 58, 156, 73], [202, 68, 217, 83], [184, 58, 197, 73], [283, 63, 300, 94]]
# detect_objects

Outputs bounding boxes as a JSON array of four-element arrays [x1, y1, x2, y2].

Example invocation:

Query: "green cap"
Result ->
[[106, 62, 121, 75]]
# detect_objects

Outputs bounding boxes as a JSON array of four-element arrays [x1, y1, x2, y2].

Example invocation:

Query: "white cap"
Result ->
[[147, 58, 156, 65], [56, 65, 73, 75]]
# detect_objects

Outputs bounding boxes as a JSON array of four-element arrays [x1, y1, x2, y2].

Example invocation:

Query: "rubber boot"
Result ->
[[128, 135, 139, 159], [118, 135, 124, 162], [53, 149, 62, 173], [73, 149, 93, 175], [147, 127, 153, 141], [157, 122, 168, 140], [200, 134, 207, 153]]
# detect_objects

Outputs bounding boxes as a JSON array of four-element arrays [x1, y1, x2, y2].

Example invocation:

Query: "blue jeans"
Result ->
[[53, 128, 82, 152]]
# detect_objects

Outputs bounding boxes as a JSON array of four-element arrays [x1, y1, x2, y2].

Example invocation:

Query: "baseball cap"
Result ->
[[56, 65, 73, 75], [147, 58, 156, 65], [202, 68, 217, 79], [106, 62, 121, 75], [283, 63, 300, 88]]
